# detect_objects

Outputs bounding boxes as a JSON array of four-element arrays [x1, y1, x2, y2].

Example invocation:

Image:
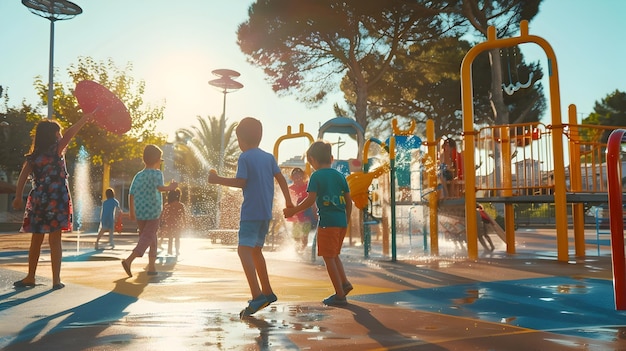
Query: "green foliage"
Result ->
[[33, 56, 166, 175], [581, 90, 626, 143], [238, 0, 544, 138], [173, 116, 239, 220], [238, 0, 452, 130], [0, 99, 38, 181]]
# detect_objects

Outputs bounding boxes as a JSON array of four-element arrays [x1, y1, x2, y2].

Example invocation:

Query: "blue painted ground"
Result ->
[[352, 276, 626, 341]]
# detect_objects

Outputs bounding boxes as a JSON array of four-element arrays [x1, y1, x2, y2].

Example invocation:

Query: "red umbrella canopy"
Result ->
[[74, 80, 131, 135]]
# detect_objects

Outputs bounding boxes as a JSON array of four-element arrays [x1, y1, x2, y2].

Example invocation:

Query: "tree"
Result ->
[[173, 116, 239, 224], [174, 116, 239, 178], [237, 0, 453, 131], [582, 90, 626, 143], [455, 0, 542, 125], [33, 57, 166, 184], [0, 98, 38, 182], [344, 36, 545, 139]]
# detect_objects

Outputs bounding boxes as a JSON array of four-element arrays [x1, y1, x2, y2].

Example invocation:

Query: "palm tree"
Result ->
[[174, 116, 239, 229]]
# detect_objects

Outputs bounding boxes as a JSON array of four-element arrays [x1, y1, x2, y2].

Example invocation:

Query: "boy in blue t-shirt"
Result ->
[[283, 141, 353, 306], [209, 117, 293, 317]]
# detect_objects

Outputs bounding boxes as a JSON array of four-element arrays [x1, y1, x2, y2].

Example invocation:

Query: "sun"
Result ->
[[144, 51, 222, 140]]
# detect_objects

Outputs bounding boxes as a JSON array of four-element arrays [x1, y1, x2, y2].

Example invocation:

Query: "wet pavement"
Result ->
[[1, 228, 626, 350]]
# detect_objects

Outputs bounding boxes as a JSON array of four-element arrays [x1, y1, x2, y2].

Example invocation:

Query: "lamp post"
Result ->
[[208, 69, 243, 228], [22, 0, 82, 120]]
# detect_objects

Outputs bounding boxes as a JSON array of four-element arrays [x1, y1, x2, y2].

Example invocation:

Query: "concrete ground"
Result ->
[[0, 228, 625, 350]]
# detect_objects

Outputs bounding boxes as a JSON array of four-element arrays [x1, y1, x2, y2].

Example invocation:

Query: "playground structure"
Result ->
[[270, 21, 626, 277]]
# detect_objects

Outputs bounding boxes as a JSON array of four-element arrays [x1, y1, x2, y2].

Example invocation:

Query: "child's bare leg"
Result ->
[[21, 234, 45, 283], [323, 256, 345, 298], [48, 230, 63, 285], [333, 256, 350, 286], [147, 238, 157, 272], [95, 228, 105, 248], [252, 246, 273, 295], [238, 245, 262, 298], [108, 228, 115, 246]]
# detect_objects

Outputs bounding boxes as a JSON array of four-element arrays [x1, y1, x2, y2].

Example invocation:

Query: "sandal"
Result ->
[[13, 280, 35, 288], [323, 294, 347, 306]]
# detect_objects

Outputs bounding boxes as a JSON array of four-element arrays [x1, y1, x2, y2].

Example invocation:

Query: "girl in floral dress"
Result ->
[[12, 114, 93, 290]]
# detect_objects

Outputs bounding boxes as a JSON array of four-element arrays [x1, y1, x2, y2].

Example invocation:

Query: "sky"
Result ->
[[1, 0, 625, 164]]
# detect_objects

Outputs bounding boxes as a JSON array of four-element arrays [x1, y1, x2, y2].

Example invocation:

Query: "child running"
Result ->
[[208, 117, 293, 318], [95, 188, 123, 250], [121, 144, 178, 277], [283, 140, 353, 306]]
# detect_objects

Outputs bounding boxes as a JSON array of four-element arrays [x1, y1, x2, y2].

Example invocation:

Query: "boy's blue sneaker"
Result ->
[[240, 295, 269, 318], [265, 292, 278, 305]]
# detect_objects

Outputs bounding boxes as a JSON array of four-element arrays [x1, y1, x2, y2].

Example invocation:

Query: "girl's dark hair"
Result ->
[[167, 188, 181, 203], [105, 188, 115, 199], [27, 120, 61, 157], [306, 141, 332, 164]]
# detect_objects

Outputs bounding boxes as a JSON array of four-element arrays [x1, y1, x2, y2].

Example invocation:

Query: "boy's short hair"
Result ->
[[105, 188, 115, 199], [143, 144, 163, 165], [236, 117, 263, 147], [307, 141, 332, 164]]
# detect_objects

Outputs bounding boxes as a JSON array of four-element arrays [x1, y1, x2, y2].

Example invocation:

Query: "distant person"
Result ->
[[12, 114, 94, 290], [208, 117, 293, 318], [121, 145, 178, 277], [287, 167, 316, 253], [438, 138, 455, 197], [476, 204, 495, 252], [159, 188, 187, 256], [283, 140, 353, 306], [95, 188, 123, 250]]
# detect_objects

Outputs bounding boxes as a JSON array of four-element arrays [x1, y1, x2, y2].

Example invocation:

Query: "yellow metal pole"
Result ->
[[568, 104, 586, 257], [501, 126, 516, 254], [102, 162, 111, 201], [426, 120, 439, 256], [460, 20, 569, 261]]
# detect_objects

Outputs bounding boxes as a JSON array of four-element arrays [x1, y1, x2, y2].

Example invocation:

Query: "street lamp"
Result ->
[[208, 69, 243, 229], [208, 69, 243, 173], [22, 0, 82, 120]]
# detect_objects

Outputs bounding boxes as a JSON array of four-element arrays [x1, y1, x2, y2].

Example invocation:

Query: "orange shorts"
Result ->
[[317, 227, 347, 257]]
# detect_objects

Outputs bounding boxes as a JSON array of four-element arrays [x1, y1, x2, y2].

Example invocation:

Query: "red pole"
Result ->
[[606, 129, 626, 310]]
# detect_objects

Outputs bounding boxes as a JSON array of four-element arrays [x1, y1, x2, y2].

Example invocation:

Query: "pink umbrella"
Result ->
[[74, 80, 131, 135]]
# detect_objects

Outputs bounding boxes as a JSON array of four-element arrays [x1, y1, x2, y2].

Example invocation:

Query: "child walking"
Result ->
[[95, 188, 123, 250], [12, 114, 94, 290], [121, 144, 178, 277], [158, 188, 187, 256], [283, 141, 353, 306], [208, 117, 293, 318]]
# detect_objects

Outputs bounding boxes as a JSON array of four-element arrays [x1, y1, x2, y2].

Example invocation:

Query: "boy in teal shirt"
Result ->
[[284, 141, 353, 306]]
